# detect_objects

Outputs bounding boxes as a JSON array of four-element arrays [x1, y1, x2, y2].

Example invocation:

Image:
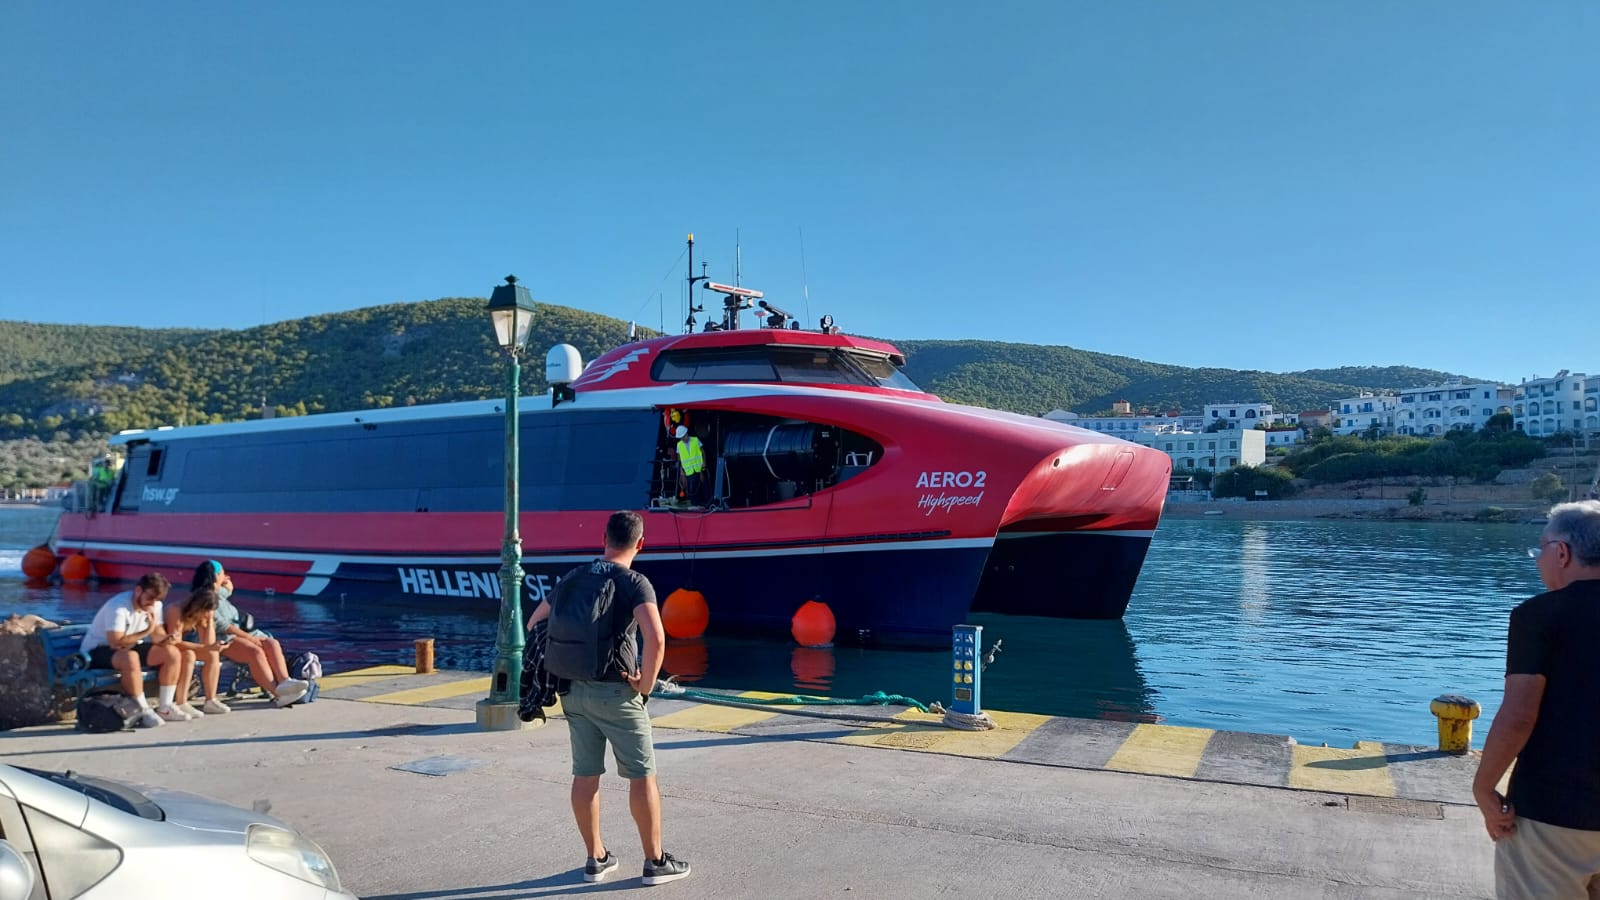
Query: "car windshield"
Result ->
[[19, 767, 164, 820]]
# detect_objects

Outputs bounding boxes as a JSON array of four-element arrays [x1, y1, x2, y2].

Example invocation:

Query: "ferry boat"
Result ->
[[53, 244, 1170, 643]]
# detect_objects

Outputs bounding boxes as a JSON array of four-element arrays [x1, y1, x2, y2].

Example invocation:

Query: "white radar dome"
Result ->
[[546, 344, 584, 385]]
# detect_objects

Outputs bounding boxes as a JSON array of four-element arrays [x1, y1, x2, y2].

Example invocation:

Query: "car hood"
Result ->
[[136, 784, 295, 836]]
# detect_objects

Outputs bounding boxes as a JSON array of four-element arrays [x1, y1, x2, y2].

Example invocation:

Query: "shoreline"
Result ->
[[1163, 497, 1549, 523]]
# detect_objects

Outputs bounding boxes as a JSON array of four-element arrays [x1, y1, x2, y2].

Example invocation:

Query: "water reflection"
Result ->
[[663, 639, 709, 683], [0, 506, 1550, 746], [1238, 521, 1271, 621], [789, 646, 835, 692]]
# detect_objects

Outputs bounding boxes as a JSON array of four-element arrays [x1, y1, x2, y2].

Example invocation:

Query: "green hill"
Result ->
[[897, 341, 1465, 416], [0, 298, 1468, 456], [0, 322, 214, 387], [0, 300, 650, 439]]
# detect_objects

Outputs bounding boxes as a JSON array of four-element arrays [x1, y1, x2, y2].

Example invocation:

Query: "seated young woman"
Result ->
[[162, 586, 232, 715], [191, 561, 309, 707]]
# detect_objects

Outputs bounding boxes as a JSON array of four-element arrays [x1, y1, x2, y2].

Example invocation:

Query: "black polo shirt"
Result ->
[[1505, 578, 1600, 831]]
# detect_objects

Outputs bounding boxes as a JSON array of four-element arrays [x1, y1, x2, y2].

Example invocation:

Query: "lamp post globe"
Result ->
[[477, 274, 538, 732]]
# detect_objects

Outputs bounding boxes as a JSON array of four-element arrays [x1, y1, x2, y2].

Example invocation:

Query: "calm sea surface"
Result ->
[[0, 504, 1542, 748]]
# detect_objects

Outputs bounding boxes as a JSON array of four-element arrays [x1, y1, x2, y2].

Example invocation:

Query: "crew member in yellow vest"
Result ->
[[90, 457, 117, 511], [675, 425, 708, 506]]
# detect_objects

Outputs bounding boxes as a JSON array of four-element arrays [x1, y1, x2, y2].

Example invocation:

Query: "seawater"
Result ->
[[0, 505, 1542, 748]]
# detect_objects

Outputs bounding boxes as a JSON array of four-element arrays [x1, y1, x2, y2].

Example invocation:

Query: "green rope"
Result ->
[[660, 686, 930, 714]]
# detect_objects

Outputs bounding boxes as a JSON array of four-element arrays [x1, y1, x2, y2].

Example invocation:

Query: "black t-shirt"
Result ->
[[1505, 578, 1600, 830], [576, 559, 656, 675]]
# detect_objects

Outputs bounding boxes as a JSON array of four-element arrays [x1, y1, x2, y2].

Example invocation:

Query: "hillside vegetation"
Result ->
[[0, 298, 1473, 487], [897, 341, 1468, 416], [0, 300, 649, 440], [0, 322, 212, 387]]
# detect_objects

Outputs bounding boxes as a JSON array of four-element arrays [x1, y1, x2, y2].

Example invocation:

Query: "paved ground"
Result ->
[[0, 669, 1497, 899]]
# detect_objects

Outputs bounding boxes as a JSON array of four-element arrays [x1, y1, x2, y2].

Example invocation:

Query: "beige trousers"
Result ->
[[1497, 816, 1600, 900]]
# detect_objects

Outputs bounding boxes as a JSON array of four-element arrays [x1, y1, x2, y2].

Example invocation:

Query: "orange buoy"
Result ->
[[661, 588, 709, 639], [60, 553, 92, 582], [663, 639, 708, 682], [790, 646, 836, 690], [790, 599, 836, 647], [21, 546, 57, 580]]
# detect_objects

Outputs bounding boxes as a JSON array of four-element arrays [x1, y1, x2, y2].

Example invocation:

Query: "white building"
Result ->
[[1043, 410, 1204, 435], [1126, 427, 1266, 473], [1513, 371, 1591, 437], [1262, 427, 1303, 448], [1203, 402, 1278, 430], [1333, 393, 1399, 436], [1395, 380, 1512, 436], [1586, 375, 1600, 435]]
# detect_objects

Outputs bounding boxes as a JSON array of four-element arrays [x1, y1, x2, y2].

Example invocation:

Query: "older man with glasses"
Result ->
[[1474, 499, 1600, 899]]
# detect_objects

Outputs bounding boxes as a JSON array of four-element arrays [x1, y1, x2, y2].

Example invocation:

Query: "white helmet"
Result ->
[[675, 425, 688, 439]]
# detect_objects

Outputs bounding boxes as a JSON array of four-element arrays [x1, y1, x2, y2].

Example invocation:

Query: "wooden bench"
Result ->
[[40, 625, 250, 703]]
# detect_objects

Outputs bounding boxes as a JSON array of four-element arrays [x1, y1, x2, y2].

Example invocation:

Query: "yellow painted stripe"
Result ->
[[835, 708, 1051, 759], [1288, 741, 1396, 797], [650, 691, 789, 732], [319, 665, 416, 690], [361, 677, 491, 706], [1105, 723, 1214, 778]]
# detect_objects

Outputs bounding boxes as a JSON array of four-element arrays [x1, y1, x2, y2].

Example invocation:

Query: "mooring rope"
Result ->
[[652, 680, 931, 715]]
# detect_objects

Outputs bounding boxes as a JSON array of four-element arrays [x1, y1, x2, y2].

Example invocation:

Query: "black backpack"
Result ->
[[76, 693, 143, 733], [544, 566, 626, 681]]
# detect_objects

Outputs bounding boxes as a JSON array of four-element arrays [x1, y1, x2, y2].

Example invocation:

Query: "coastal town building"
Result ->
[[1298, 410, 1332, 430], [1333, 393, 1399, 436], [1203, 403, 1278, 430], [1513, 371, 1590, 437], [1042, 410, 1205, 434], [1261, 426, 1303, 447], [1394, 380, 1512, 436], [1126, 427, 1266, 473], [1587, 375, 1600, 435]]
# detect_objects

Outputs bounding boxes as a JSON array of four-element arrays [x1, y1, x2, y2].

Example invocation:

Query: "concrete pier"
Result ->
[[0, 666, 1496, 898]]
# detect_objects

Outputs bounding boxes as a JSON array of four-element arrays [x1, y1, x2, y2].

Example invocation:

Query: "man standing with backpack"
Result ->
[[529, 510, 690, 886]]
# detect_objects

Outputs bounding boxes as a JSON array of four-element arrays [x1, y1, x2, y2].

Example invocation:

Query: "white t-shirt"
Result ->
[[80, 590, 163, 654]]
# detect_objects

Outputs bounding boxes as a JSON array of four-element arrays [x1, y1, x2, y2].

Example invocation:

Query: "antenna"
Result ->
[[685, 233, 710, 334], [735, 228, 741, 287], [798, 226, 811, 327]]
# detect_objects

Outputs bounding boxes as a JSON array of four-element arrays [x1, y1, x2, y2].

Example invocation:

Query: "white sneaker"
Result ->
[[273, 679, 310, 707], [138, 710, 165, 728], [273, 680, 309, 707], [201, 698, 231, 715], [155, 704, 191, 722], [177, 703, 204, 719]]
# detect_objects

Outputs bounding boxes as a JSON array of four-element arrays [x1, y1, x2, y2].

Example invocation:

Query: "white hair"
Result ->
[[1547, 500, 1600, 567]]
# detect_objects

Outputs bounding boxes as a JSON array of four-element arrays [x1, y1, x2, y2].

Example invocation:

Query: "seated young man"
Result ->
[[79, 572, 195, 727]]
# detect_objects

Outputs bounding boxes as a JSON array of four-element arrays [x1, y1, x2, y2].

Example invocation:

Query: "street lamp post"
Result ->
[[476, 275, 537, 732]]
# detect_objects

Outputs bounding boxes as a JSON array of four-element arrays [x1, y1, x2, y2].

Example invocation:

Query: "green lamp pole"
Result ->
[[476, 274, 537, 731]]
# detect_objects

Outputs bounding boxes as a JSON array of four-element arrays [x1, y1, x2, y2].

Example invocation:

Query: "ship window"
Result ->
[[146, 449, 164, 477], [652, 347, 923, 392], [654, 349, 776, 382], [772, 349, 858, 385], [839, 351, 923, 391]]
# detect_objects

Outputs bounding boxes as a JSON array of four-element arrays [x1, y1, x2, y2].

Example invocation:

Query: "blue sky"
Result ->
[[2, 2, 1595, 385]]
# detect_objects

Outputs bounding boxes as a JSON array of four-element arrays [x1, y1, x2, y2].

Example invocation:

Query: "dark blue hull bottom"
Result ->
[[323, 543, 994, 645], [972, 532, 1153, 620], [318, 532, 1152, 643]]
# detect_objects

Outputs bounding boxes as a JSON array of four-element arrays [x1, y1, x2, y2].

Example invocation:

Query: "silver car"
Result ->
[[0, 764, 357, 899]]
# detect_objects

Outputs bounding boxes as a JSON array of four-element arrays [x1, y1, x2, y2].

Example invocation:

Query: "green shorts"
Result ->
[[562, 680, 655, 779]]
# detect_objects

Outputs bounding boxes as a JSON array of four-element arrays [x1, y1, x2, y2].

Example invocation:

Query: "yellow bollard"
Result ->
[[414, 638, 435, 674], [1430, 694, 1481, 754]]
